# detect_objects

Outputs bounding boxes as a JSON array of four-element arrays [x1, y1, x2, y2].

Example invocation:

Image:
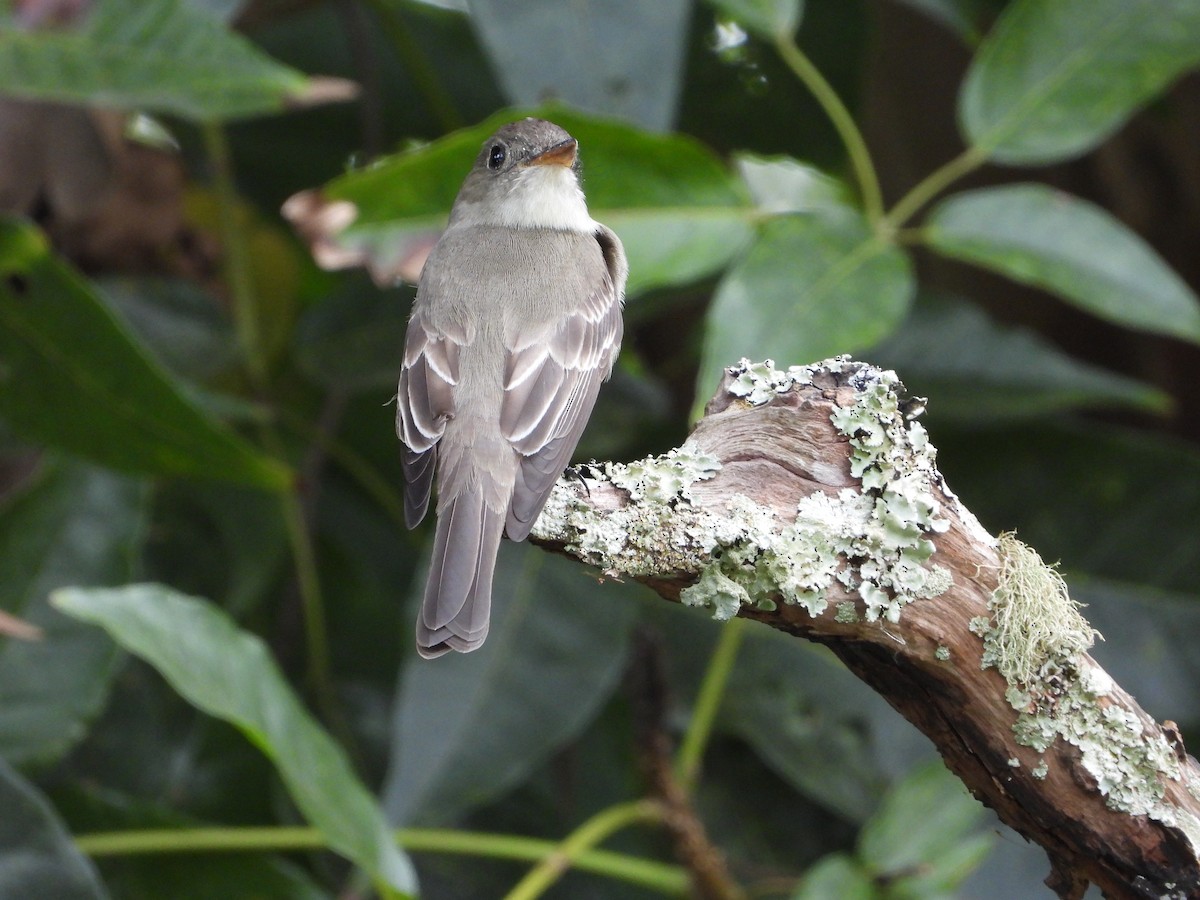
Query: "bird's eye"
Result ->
[[487, 144, 506, 170]]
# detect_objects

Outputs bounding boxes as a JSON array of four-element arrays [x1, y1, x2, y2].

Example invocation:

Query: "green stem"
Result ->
[[201, 121, 334, 715], [774, 34, 884, 224], [675, 617, 746, 791], [883, 144, 989, 230], [201, 121, 266, 390], [74, 824, 688, 895], [504, 801, 666, 900], [278, 483, 334, 713]]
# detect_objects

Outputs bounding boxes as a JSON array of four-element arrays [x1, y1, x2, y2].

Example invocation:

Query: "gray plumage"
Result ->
[[396, 119, 627, 659]]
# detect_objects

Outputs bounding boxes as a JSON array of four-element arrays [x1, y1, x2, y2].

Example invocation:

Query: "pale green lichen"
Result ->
[[835, 602, 859, 624], [605, 444, 721, 504], [676, 359, 954, 624], [680, 567, 749, 621], [537, 358, 954, 628], [725, 357, 820, 405], [935, 646, 950, 661], [976, 534, 1191, 837]]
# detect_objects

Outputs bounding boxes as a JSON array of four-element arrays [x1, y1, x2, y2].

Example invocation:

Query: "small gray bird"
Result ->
[[396, 118, 627, 658]]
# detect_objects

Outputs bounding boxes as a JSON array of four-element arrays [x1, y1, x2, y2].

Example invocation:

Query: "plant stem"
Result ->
[[884, 144, 990, 230], [278, 482, 334, 713], [774, 34, 884, 224], [675, 617, 746, 791], [202, 121, 336, 717], [503, 800, 667, 900], [74, 824, 688, 895], [201, 121, 267, 391]]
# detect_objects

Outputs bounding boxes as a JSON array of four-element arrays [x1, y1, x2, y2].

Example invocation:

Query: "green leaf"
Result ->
[[51, 584, 416, 897], [708, 0, 804, 41], [284, 107, 754, 298], [722, 627, 885, 822], [0, 0, 353, 122], [383, 543, 640, 826], [293, 277, 413, 391], [469, 0, 692, 130], [789, 854, 876, 900], [924, 185, 1200, 344], [960, 0, 1200, 163], [0, 220, 291, 489], [95, 277, 237, 382], [936, 421, 1200, 595], [871, 294, 1171, 421], [0, 757, 108, 900], [697, 206, 914, 406], [858, 761, 989, 884], [735, 154, 851, 215], [0, 461, 147, 768]]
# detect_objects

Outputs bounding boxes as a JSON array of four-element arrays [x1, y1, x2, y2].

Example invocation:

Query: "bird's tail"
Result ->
[[416, 486, 505, 658]]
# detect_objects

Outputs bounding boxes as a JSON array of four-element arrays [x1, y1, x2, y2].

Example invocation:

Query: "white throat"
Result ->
[[455, 166, 596, 233]]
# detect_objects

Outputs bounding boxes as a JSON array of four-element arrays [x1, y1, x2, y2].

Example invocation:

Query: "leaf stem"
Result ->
[[774, 34, 884, 223], [884, 144, 990, 230], [675, 617, 746, 791], [74, 823, 688, 895], [201, 121, 267, 391], [503, 800, 668, 900]]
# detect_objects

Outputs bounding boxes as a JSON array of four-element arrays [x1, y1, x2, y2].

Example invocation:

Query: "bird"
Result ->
[[396, 118, 627, 658]]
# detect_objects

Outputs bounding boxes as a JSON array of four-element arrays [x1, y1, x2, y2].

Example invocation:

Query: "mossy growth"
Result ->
[[978, 535, 1200, 844]]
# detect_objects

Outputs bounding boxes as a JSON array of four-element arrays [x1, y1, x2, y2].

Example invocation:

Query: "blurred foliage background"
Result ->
[[2, 0, 1200, 897]]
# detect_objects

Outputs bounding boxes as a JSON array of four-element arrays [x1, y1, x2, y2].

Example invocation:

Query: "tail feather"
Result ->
[[416, 488, 505, 658]]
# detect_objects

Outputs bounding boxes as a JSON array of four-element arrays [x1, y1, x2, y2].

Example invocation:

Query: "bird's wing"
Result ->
[[501, 226, 626, 540], [396, 302, 464, 529]]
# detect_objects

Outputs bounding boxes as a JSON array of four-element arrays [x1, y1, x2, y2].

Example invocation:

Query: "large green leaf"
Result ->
[[285, 108, 754, 297], [960, 0, 1200, 164], [936, 422, 1200, 595], [0, 758, 108, 900], [0, 461, 146, 768], [468, 0, 691, 130], [716, 625, 885, 822], [697, 206, 914, 406], [52, 584, 416, 897], [924, 185, 1200, 344], [858, 762, 990, 887], [0, 0, 351, 122], [383, 542, 640, 826], [0, 220, 290, 489], [870, 294, 1171, 421], [789, 854, 875, 900]]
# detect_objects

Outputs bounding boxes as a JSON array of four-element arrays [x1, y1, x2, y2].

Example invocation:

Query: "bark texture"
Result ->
[[533, 359, 1200, 899]]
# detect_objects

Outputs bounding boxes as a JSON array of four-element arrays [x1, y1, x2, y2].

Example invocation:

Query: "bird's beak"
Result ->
[[527, 138, 578, 168]]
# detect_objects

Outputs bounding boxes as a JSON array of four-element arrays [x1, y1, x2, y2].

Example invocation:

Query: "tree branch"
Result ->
[[532, 358, 1200, 899]]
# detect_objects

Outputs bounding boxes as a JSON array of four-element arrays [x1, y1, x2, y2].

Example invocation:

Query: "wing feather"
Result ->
[[396, 304, 463, 528], [502, 226, 626, 540]]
